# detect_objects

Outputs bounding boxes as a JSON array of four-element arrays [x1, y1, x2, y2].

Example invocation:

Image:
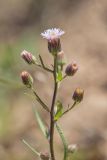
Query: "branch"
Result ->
[[32, 88, 50, 113], [38, 55, 53, 73], [61, 101, 77, 117], [62, 74, 67, 80]]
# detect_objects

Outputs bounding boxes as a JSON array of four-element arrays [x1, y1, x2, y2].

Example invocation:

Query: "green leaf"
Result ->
[[33, 107, 49, 139], [22, 139, 40, 156], [56, 123, 68, 160], [0, 77, 23, 88], [24, 92, 35, 100], [54, 101, 63, 121], [56, 70, 63, 82]]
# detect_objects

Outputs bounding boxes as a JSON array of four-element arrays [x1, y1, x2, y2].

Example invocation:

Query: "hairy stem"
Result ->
[[50, 56, 58, 160]]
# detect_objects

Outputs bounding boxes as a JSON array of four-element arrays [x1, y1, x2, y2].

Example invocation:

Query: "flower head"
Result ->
[[72, 88, 84, 102], [21, 50, 36, 64], [21, 71, 33, 88], [65, 61, 78, 76], [41, 28, 64, 55], [40, 152, 50, 160], [41, 28, 65, 40], [68, 144, 78, 153], [57, 50, 66, 70]]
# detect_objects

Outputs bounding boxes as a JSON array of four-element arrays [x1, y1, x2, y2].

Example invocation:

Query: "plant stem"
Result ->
[[50, 56, 58, 160]]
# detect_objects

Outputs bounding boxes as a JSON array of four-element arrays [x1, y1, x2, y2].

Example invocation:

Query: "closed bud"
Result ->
[[65, 61, 78, 76], [40, 152, 50, 160], [48, 38, 61, 55], [72, 88, 84, 102], [21, 50, 36, 64], [68, 144, 78, 153], [21, 71, 33, 88], [57, 50, 65, 66]]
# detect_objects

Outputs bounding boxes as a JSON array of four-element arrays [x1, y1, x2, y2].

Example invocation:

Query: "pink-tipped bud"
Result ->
[[72, 88, 84, 102], [48, 38, 61, 55], [21, 71, 33, 88], [65, 61, 78, 76], [57, 50, 65, 66], [40, 152, 50, 160], [21, 50, 36, 64]]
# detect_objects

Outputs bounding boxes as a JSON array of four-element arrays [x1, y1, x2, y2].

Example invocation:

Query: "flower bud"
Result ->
[[65, 61, 78, 76], [21, 71, 33, 88], [57, 50, 65, 66], [72, 88, 84, 102], [40, 152, 50, 160], [21, 50, 36, 64], [48, 38, 61, 55], [68, 144, 78, 153]]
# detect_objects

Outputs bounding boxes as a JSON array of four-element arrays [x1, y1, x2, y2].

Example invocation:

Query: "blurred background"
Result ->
[[0, 0, 107, 159]]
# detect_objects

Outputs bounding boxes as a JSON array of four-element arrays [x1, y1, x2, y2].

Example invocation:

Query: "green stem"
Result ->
[[50, 56, 58, 160], [56, 123, 68, 160]]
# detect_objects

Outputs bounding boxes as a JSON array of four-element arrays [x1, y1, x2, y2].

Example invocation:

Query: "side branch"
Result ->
[[61, 101, 77, 117], [39, 55, 53, 73], [32, 88, 50, 112]]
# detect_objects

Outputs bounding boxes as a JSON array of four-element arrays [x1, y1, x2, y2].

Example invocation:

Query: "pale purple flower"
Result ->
[[41, 28, 65, 40]]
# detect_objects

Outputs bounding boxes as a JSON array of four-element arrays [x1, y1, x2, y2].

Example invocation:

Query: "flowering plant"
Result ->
[[20, 28, 84, 160]]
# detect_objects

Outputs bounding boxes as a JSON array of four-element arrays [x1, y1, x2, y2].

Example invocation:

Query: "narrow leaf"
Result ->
[[24, 92, 35, 100], [33, 107, 49, 139], [22, 139, 40, 156], [56, 123, 68, 160]]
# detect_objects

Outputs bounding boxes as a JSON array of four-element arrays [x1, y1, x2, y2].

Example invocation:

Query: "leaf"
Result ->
[[24, 92, 35, 100], [0, 77, 23, 88], [56, 70, 63, 82], [33, 107, 49, 139], [22, 139, 40, 156], [54, 101, 63, 121], [56, 123, 68, 160]]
